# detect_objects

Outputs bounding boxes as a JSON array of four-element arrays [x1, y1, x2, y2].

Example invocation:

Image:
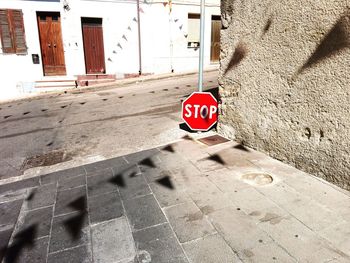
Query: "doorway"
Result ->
[[37, 12, 66, 76], [210, 16, 221, 63], [81, 17, 106, 74]]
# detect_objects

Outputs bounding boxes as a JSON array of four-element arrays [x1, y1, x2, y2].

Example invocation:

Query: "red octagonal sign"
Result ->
[[182, 92, 218, 131]]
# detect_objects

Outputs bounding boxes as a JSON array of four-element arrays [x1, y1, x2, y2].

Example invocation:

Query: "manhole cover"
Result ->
[[241, 173, 273, 186], [198, 135, 230, 146], [21, 150, 71, 171]]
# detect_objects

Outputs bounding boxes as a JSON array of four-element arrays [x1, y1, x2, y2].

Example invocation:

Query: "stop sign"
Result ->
[[182, 92, 218, 131]]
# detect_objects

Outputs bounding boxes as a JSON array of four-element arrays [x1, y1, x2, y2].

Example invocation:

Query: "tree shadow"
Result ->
[[299, 11, 350, 73], [161, 145, 175, 153], [233, 144, 250, 152], [156, 176, 174, 190], [207, 154, 226, 165], [63, 212, 86, 240], [3, 225, 37, 263], [179, 123, 196, 133], [68, 196, 86, 212], [109, 174, 126, 187], [224, 42, 248, 75]]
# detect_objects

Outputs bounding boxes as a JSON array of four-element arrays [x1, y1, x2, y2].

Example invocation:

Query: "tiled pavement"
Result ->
[[0, 135, 350, 263]]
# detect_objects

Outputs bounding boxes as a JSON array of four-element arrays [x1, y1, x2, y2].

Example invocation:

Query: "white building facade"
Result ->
[[0, 0, 220, 101]]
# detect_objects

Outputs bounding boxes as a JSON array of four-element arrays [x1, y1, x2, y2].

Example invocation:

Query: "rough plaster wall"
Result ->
[[218, 0, 350, 190]]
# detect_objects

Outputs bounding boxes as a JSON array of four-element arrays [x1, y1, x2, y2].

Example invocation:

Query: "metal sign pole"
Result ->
[[198, 0, 205, 92]]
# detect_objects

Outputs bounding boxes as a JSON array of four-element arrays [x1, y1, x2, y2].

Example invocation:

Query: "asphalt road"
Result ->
[[0, 71, 218, 180]]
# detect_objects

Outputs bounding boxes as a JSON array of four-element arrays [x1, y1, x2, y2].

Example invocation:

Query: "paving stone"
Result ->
[[280, 197, 345, 232], [49, 212, 89, 253], [133, 223, 188, 263], [4, 236, 49, 263], [206, 168, 252, 193], [0, 188, 28, 204], [0, 177, 39, 195], [87, 168, 117, 197], [48, 244, 92, 263], [164, 201, 216, 243], [238, 241, 297, 262], [54, 186, 86, 216], [124, 194, 167, 231], [117, 173, 151, 201], [26, 183, 56, 210], [256, 182, 307, 206], [0, 225, 14, 261], [227, 187, 286, 215], [208, 207, 273, 254], [141, 166, 172, 183], [84, 156, 127, 174], [318, 222, 350, 256], [192, 154, 226, 172], [182, 233, 241, 263], [149, 180, 189, 208], [58, 175, 86, 191], [88, 191, 123, 224], [91, 216, 136, 263], [156, 152, 193, 175], [0, 199, 23, 226], [17, 206, 53, 238], [185, 177, 232, 214], [257, 214, 345, 262], [123, 148, 160, 165], [41, 167, 86, 185]]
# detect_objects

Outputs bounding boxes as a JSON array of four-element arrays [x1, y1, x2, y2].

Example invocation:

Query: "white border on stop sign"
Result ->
[[181, 91, 218, 132]]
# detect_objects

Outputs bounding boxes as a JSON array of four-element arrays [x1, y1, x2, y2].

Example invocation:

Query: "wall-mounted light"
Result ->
[[63, 0, 70, 11]]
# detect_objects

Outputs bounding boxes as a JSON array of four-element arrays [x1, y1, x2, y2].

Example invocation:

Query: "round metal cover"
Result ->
[[241, 173, 273, 186]]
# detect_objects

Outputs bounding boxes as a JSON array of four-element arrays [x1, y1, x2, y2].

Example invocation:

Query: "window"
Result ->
[[187, 13, 200, 48], [0, 9, 27, 54]]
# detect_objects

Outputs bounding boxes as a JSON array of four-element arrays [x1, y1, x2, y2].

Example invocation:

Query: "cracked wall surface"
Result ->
[[218, 0, 350, 190]]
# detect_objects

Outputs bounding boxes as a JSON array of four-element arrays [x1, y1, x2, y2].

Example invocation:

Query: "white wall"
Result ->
[[0, 0, 220, 101]]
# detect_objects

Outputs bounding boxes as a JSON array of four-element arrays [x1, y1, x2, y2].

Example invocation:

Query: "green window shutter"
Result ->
[[0, 9, 15, 53], [11, 9, 27, 54]]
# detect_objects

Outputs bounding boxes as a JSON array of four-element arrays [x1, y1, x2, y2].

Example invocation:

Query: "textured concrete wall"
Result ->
[[218, 0, 350, 189]]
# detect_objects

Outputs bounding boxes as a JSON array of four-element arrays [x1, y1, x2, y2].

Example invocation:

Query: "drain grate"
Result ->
[[21, 150, 71, 171], [241, 173, 273, 186], [198, 135, 230, 146]]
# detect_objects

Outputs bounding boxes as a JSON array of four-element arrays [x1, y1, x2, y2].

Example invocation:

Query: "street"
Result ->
[[0, 71, 218, 181]]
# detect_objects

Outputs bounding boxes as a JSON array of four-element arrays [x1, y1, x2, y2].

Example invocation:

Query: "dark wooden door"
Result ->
[[210, 16, 221, 62], [37, 12, 66, 76], [82, 18, 106, 74]]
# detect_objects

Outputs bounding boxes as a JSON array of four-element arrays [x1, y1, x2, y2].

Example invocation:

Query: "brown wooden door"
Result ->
[[37, 12, 66, 76], [210, 16, 221, 62], [82, 18, 106, 74]]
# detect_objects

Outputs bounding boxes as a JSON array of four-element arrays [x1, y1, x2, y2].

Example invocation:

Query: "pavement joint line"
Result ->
[[122, 192, 153, 202], [86, 189, 119, 200], [149, 180, 192, 263], [25, 204, 54, 213], [180, 231, 219, 245], [57, 184, 86, 193], [45, 181, 58, 259], [53, 209, 82, 219], [84, 171, 94, 263], [132, 221, 169, 233], [161, 200, 190, 210], [47, 243, 87, 256]]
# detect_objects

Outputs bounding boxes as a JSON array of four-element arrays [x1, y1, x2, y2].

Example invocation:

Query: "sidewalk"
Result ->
[[0, 134, 349, 263]]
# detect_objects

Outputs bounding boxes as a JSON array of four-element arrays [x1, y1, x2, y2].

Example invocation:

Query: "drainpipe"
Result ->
[[137, 0, 142, 75]]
